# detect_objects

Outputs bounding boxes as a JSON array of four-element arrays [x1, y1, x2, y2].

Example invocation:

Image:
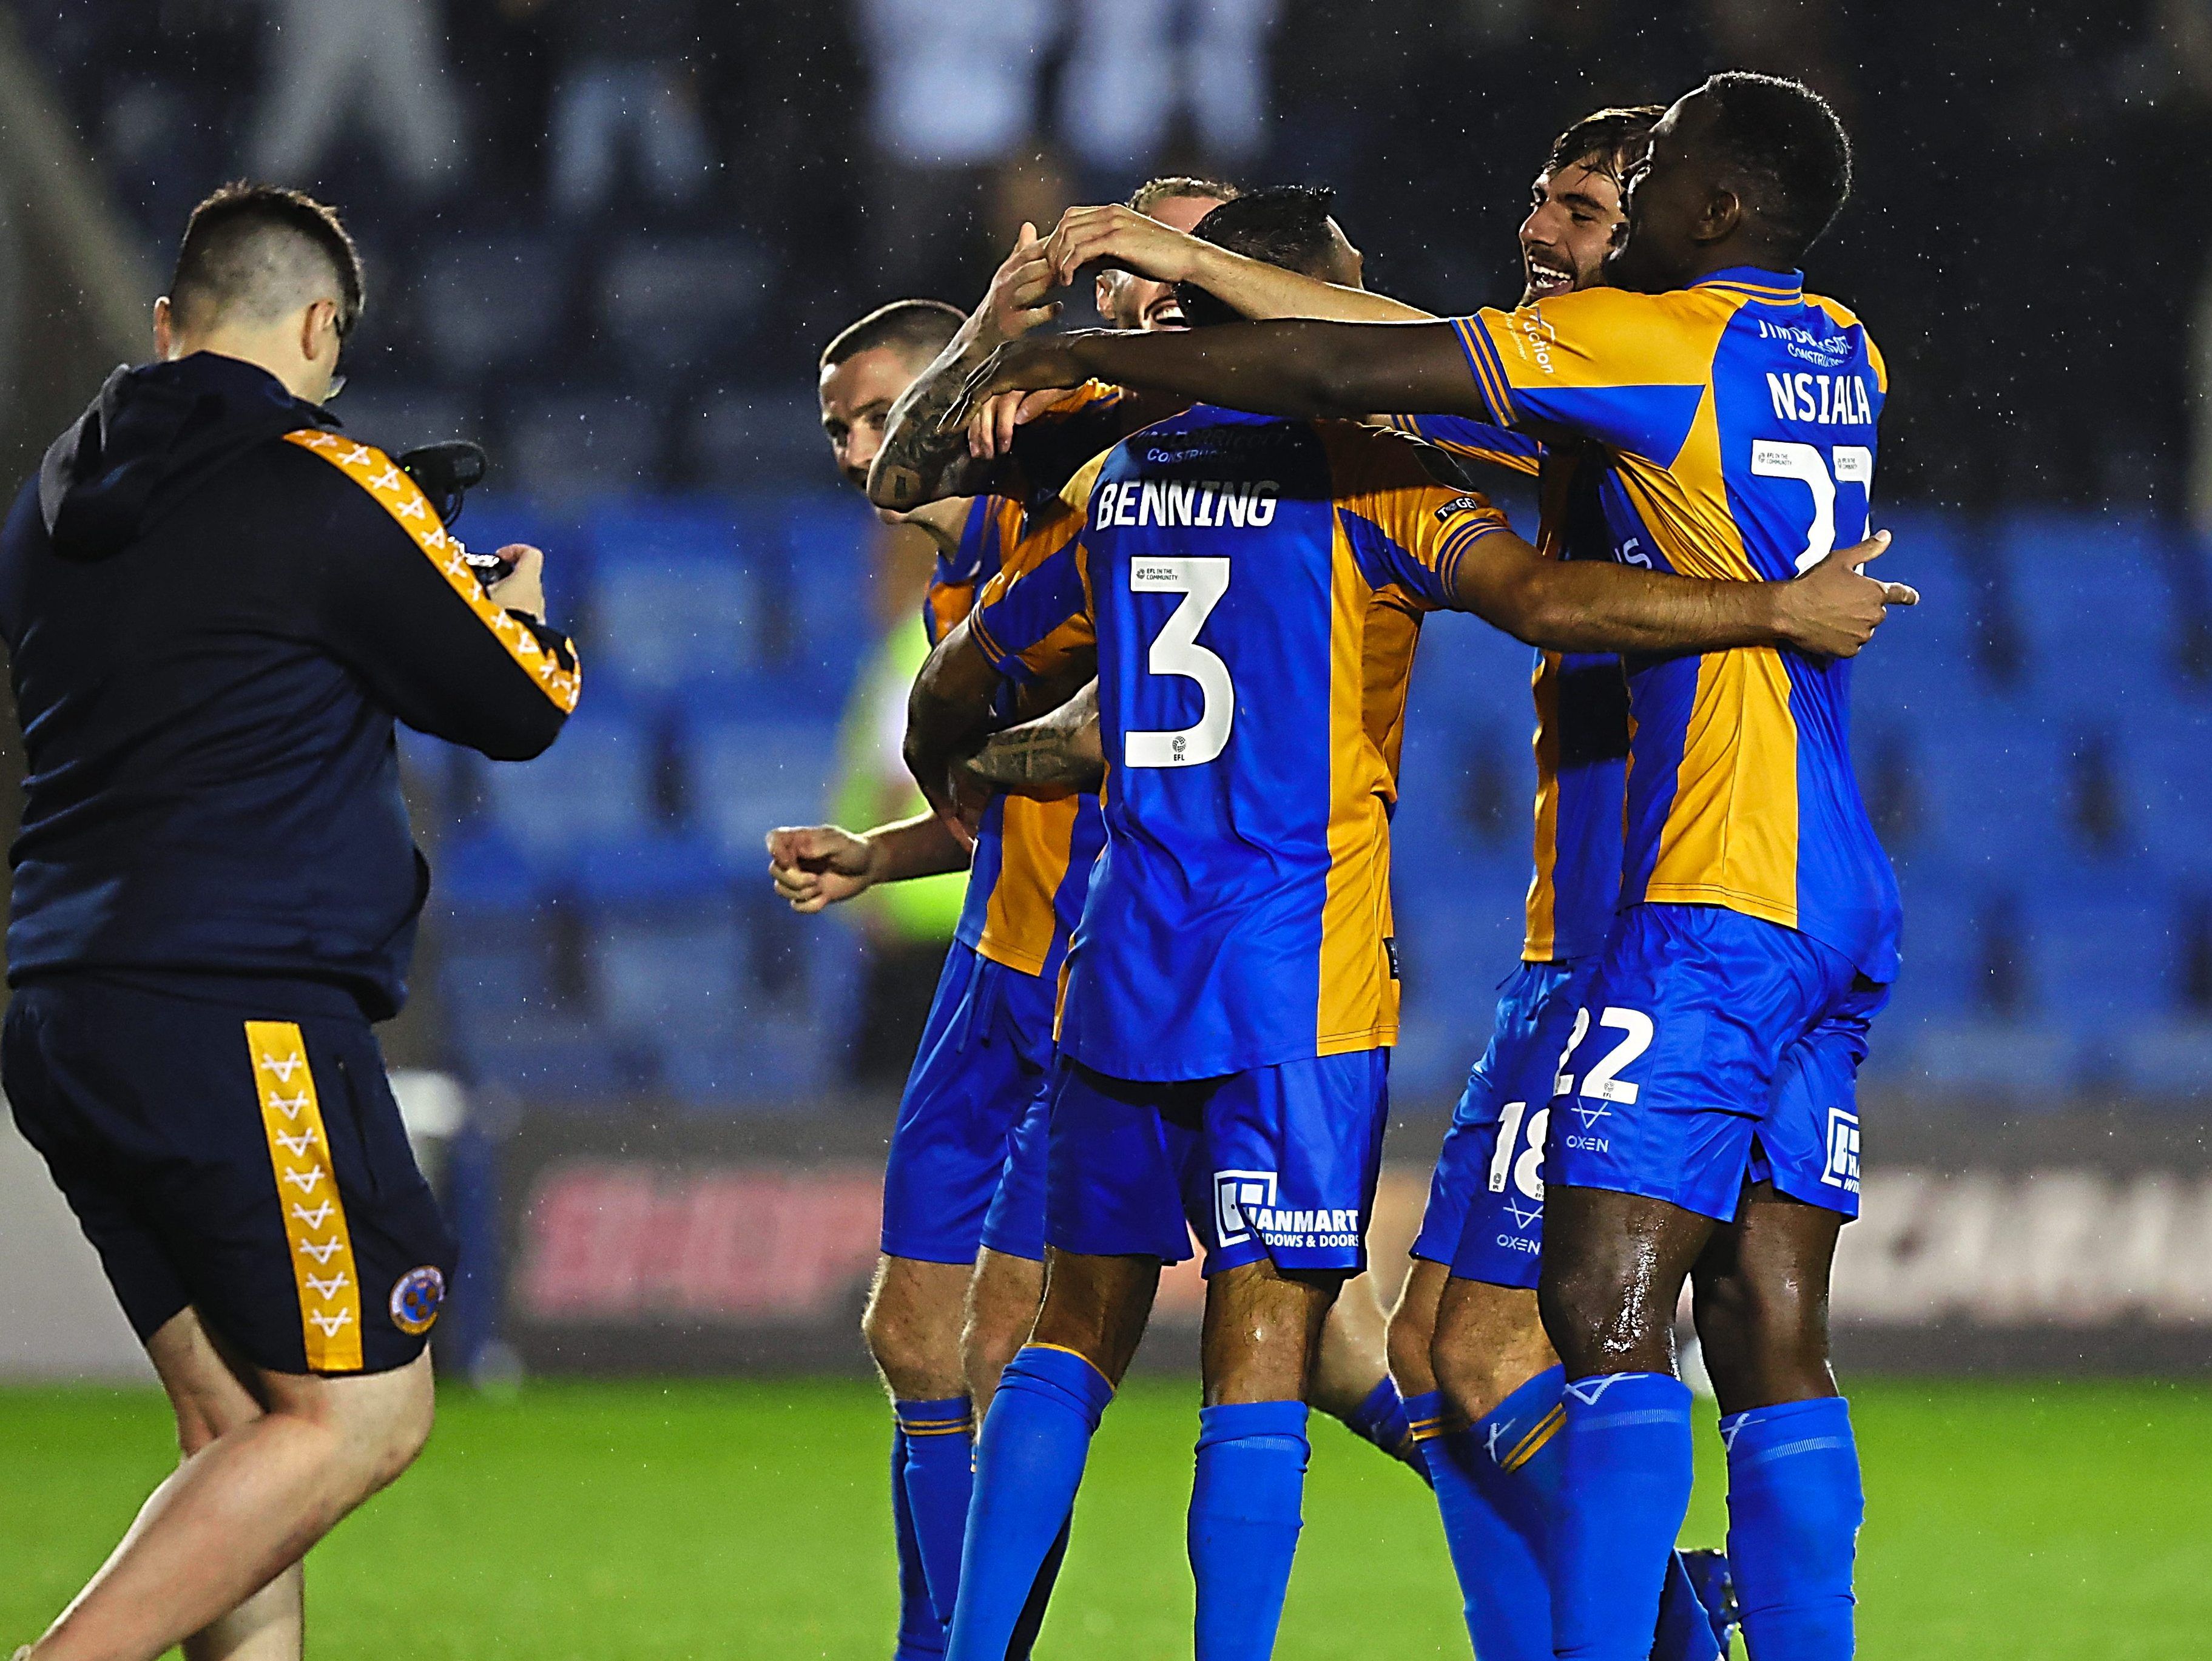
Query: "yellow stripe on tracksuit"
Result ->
[[245, 1021, 363, 1372], [282, 430, 582, 714]]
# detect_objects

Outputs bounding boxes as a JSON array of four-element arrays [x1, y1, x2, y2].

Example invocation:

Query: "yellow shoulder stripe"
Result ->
[[283, 429, 581, 713]]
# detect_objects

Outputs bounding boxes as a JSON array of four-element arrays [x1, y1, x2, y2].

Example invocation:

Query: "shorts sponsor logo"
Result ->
[[1215, 1170, 1363, 1253], [390, 1265, 447, 1335], [1213, 1170, 1277, 1248], [1823, 1108, 1862, 1193]]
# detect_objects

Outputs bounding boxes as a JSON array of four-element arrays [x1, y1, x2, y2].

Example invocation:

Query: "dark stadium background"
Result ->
[[1, 8, 2209, 1656]]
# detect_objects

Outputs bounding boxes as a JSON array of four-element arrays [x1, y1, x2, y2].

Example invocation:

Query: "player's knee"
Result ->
[[1694, 1270, 1833, 1409]]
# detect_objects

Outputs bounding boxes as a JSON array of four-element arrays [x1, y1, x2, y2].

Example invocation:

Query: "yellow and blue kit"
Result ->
[[970, 406, 1512, 1272], [1450, 267, 1897, 1221], [879, 492, 1107, 1265]]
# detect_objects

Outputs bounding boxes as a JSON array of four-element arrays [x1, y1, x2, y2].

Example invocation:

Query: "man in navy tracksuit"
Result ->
[[1, 184, 578, 1661]]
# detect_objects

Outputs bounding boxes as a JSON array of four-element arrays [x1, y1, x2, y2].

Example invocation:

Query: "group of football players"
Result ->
[[772, 67, 1915, 1661]]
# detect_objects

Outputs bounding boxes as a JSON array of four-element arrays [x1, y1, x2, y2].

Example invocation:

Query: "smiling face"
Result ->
[[1096, 191, 1228, 330], [1603, 90, 1722, 295], [1518, 157, 1628, 303]]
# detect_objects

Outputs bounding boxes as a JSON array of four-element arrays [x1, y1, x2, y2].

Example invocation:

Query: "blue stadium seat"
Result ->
[[585, 499, 764, 704], [2000, 511, 2179, 710], [1900, 696, 2072, 875], [776, 492, 877, 698], [1404, 610, 1536, 726], [685, 715, 841, 857], [479, 712, 657, 866], [2113, 703, 2212, 879], [2015, 887, 2180, 1045]]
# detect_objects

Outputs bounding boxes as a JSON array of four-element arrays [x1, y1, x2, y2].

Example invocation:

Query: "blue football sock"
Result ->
[[1722, 1395, 1864, 1661], [945, 1347, 1114, 1661], [1400, 1387, 1447, 1485], [1005, 1517, 1071, 1661], [1427, 1365, 1562, 1661], [1652, 1549, 1724, 1661], [1553, 1372, 1695, 1661], [1189, 1400, 1310, 1661], [890, 1428, 947, 1660], [895, 1397, 974, 1630], [1343, 1375, 1415, 1463]]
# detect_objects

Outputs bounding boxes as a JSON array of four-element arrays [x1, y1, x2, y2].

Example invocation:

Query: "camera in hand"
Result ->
[[397, 440, 513, 587]]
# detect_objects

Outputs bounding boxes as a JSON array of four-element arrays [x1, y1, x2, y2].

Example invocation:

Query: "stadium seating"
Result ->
[[397, 493, 2212, 1110]]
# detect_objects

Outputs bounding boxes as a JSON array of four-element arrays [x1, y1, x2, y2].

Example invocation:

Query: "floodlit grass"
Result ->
[[4, 1376, 2207, 1658]]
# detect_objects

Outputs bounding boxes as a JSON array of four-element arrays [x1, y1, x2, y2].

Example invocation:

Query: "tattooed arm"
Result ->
[[959, 682, 1104, 798], [868, 226, 1060, 511]]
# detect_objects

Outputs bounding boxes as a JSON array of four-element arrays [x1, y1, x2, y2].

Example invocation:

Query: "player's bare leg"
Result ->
[[1431, 1279, 1559, 1424], [1385, 1258, 1449, 1397], [962, 1247, 1044, 1413], [1306, 1270, 1387, 1416], [1688, 1182, 1843, 1412], [27, 1308, 433, 1661], [1687, 1183, 1858, 1661], [1199, 1259, 1341, 1404], [862, 1254, 973, 1398], [152, 1312, 304, 1661], [1027, 1249, 1159, 1383]]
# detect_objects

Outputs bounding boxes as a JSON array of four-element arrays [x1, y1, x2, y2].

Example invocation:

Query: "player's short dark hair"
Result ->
[[1127, 175, 1243, 215], [1697, 72, 1853, 260], [819, 299, 965, 371], [1546, 104, 1665, 187], [1177, 186, 1342, 328], [169, 181, 365, 339]]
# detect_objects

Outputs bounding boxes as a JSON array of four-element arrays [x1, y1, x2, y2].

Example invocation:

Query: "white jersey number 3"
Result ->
[[1125, 557, 1233, 768]]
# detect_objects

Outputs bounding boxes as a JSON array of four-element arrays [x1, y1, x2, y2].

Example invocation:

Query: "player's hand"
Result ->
[[1045, 203, 1205, 287], [979, 223, 1060, 347], [764, 824, 878, 912], [486, 544, 546, 621], [946, 756, 996, 839], [941, 335, 1093, 457], [1777, 531, 1917, 658]]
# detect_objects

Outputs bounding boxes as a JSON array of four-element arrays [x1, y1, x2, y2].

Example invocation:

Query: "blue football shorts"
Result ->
[[1043, 1049, 1391, 1276], [1543, 903, 1887, 1224], [1411, 958, 1597, 1276], [979, 1068, 1051, 1263], [880, 942, 1056, 1264]]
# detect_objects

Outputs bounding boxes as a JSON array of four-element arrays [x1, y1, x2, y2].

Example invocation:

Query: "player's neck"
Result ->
[[1680, 243, 1798, 286]]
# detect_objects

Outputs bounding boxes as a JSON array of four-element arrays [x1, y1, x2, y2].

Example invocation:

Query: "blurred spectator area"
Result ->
[[25, 2, 2212, 509], [387, 485, 2212, 1113]]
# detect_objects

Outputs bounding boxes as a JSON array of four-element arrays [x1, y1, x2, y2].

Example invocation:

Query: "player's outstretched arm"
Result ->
[[1452, 530, 1916, 658], [1043, 204, 1432, 324], [945, 320, 1483, 457], [905, 619, 1013, 843], [868, 225, 1059, 511], [764, 816, 970, 914], [959, 680, 1104, 798]]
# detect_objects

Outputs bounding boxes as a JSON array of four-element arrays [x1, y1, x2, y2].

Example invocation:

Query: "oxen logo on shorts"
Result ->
[[1821, 1110, 1861, 1194], [1213, 1170, 1278, 1247], [389, 1265, 447, 1335]]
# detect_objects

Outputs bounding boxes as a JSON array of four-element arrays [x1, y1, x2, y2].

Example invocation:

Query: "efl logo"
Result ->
[[1823, 1108, 1861, 1193], [1214, 1170, 1278, 1247]]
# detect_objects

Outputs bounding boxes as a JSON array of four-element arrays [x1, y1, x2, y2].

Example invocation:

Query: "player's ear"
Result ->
[[1695, 184, 1742, 247]]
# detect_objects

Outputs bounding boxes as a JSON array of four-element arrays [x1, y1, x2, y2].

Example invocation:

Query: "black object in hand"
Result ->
[[397, 440, 510, 586]]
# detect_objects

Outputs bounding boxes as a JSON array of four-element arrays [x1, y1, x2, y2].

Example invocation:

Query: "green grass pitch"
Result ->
[[5, 1376, 2208, 1658]]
